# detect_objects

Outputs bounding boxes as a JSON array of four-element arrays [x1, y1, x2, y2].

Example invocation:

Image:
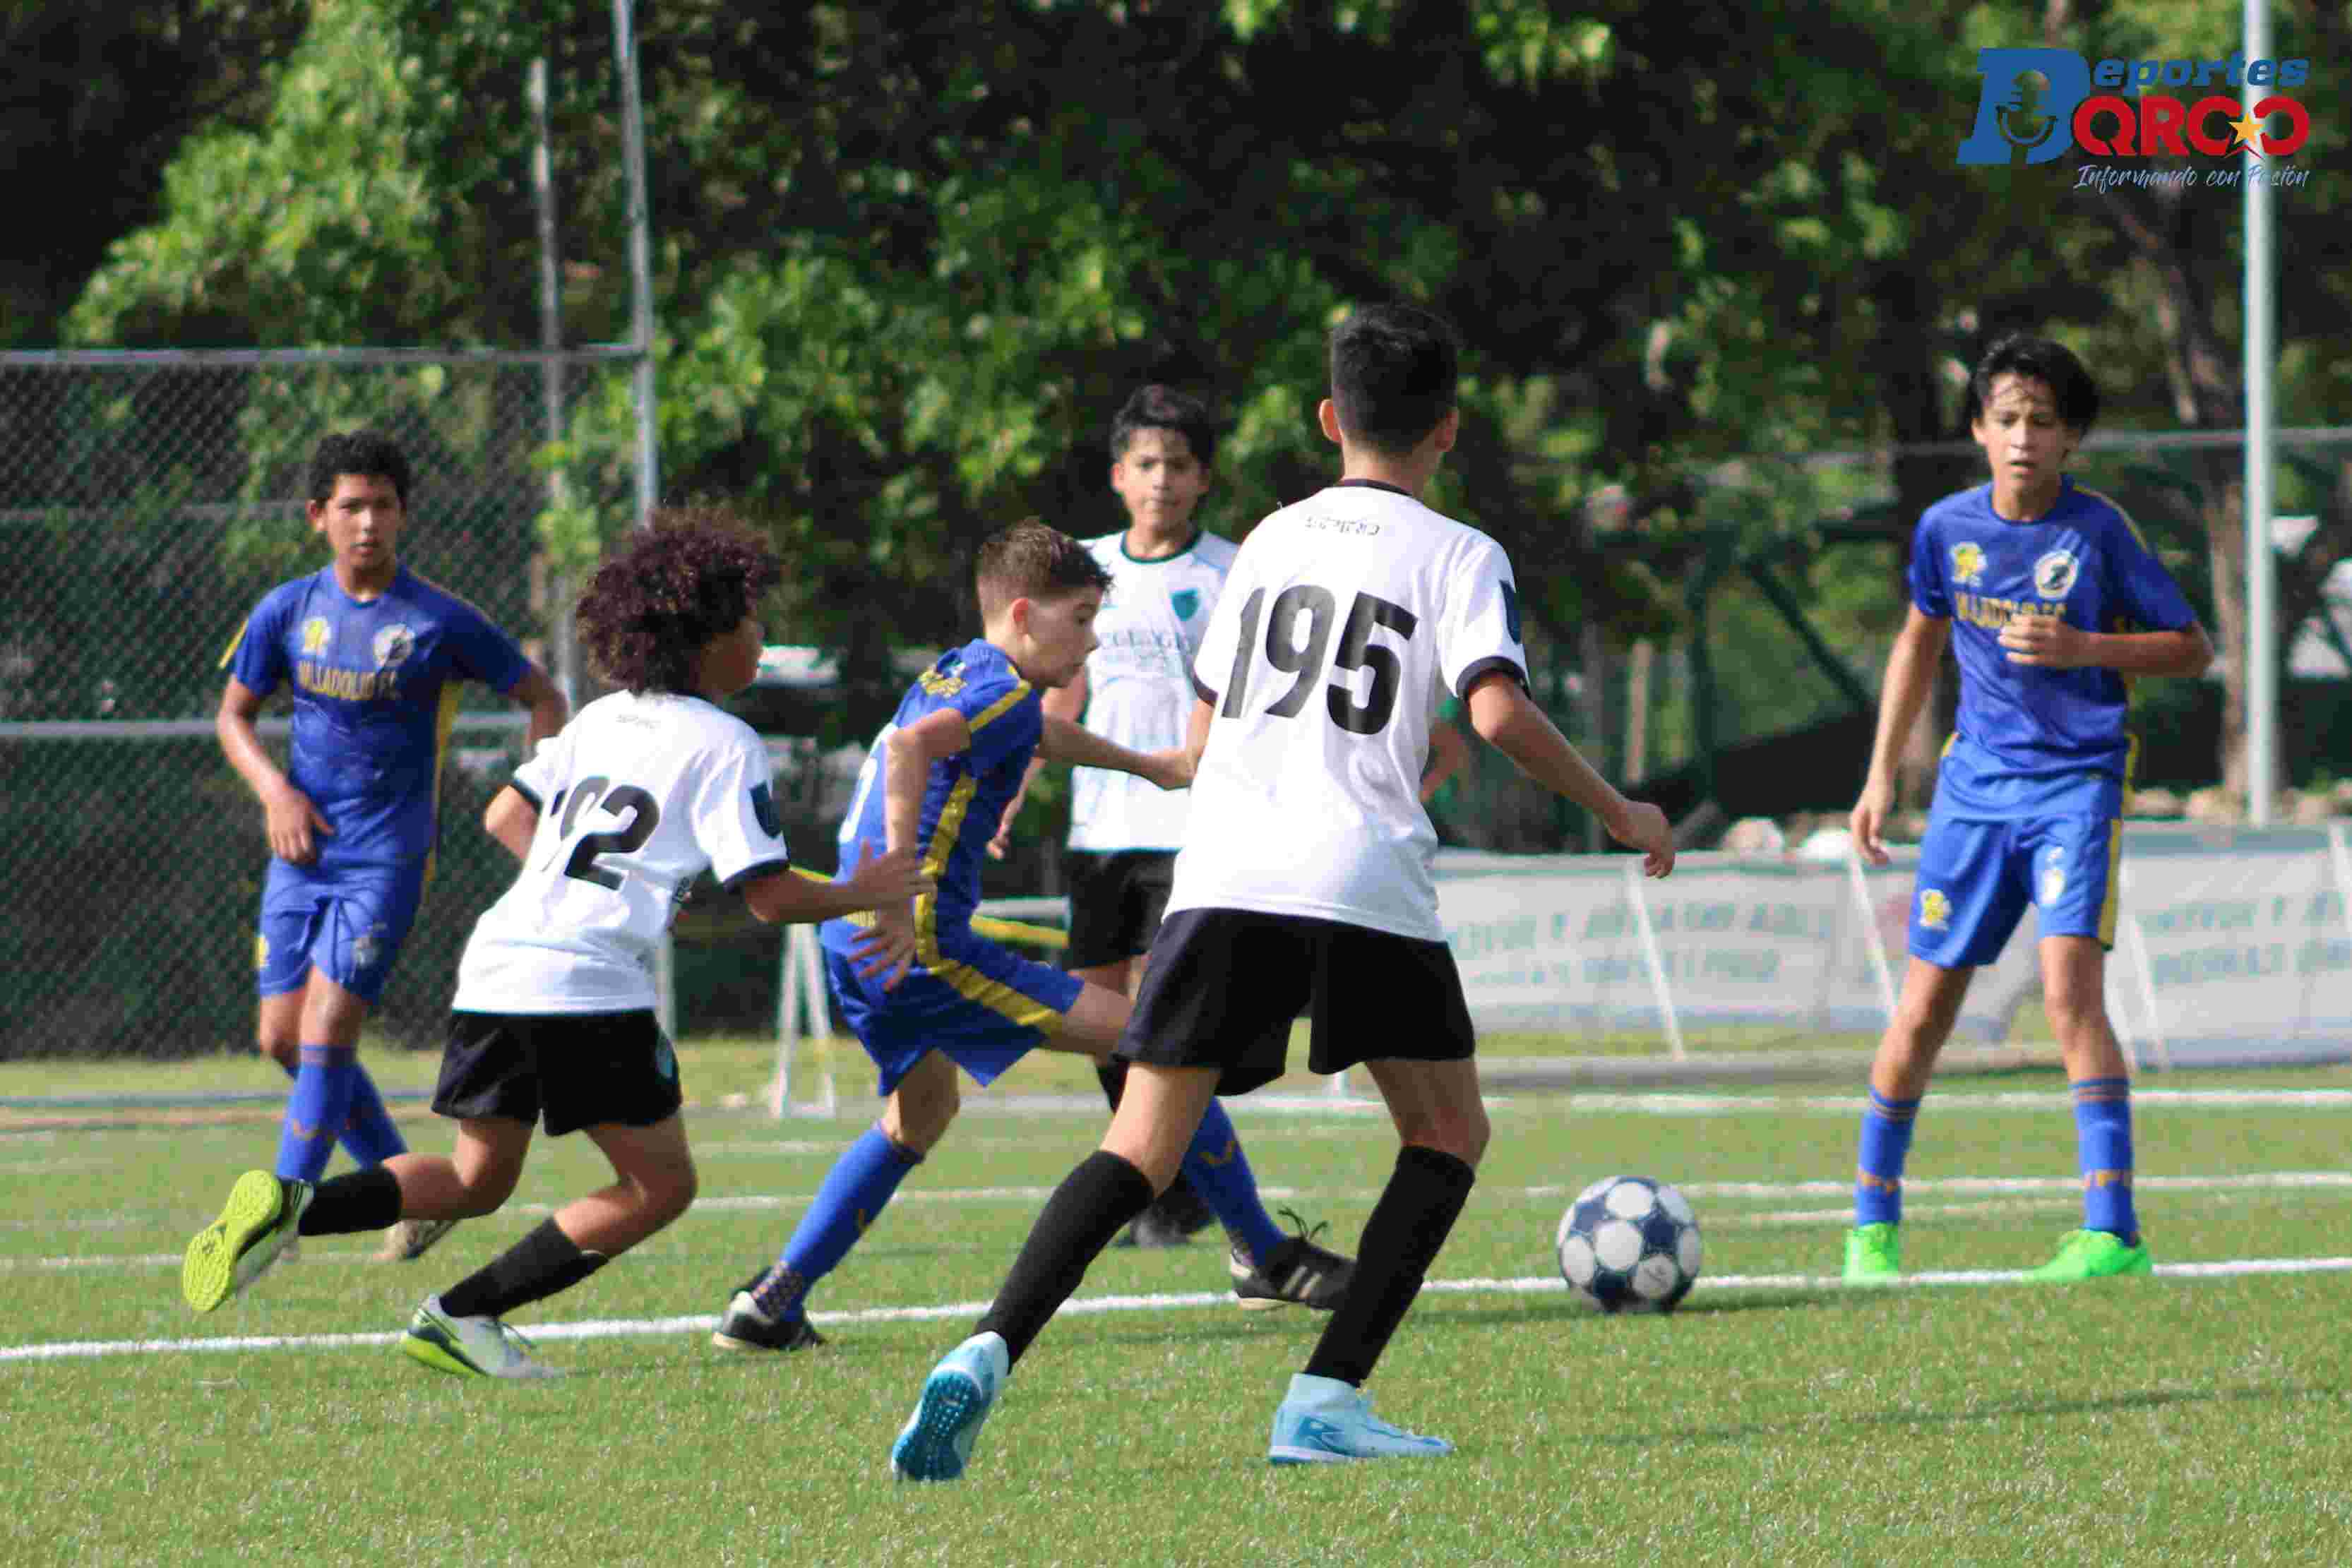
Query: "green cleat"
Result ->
[[2025, 1228, 2151, 1282], [183, 1170, 311, 1314], [1842, 1222, 1902, 1283]]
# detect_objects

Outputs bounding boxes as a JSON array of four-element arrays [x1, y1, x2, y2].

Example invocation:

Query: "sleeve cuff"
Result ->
[[1192, 675, 1219, 705], [1453, 657, 1529, 701], [722, 856, 793, 892], [506, 776, 544, 810]]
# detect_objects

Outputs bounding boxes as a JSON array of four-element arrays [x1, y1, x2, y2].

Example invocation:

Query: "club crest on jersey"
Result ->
[[1950, 542, 1987, 587], [2033, 550, 2079, 599], [1918, 888, 1952, 931], [371, 624, 416, 669], [300, 617, 333, 654], [1170, 588, 1200, 621]]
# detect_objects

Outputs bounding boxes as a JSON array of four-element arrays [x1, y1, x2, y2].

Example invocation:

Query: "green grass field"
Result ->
[[8, 1048, 2352, 1566]]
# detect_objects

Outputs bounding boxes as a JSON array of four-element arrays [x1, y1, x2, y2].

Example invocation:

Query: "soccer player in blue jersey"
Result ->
[[1841, 336, 2213, 1284], [709, 519, 1354, 1353], [215, 430, 568, 1263]]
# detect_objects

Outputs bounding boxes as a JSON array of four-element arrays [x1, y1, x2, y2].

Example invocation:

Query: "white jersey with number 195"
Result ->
[[454, 690, 792, 1014], [1169, 481, 1527, 942]]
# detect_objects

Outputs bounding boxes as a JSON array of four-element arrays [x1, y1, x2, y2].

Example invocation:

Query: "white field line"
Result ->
[[11, 1253, 2352, 1365], [12, 1170, 2352, 1276], [14, 1168, 2352, 1243]]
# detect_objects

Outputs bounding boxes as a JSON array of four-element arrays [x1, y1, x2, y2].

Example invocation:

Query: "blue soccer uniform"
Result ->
[[1904, 479, 2198, 967], [820, 640, 1085, 1091], [224, 565, 532, 1003]]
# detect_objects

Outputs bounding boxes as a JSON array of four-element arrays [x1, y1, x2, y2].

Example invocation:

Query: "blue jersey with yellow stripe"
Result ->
[[222, 565, 530, 869], [1911, 478, 2197, 818], [828, 639, 1041, 940]]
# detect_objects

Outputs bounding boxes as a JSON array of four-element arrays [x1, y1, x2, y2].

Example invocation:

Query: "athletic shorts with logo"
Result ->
[[255, 858, 426, 1005], [1907, 812, 2120, 969], [432, 1010, 683, 1136], [823, 921, 1085, 1096], [1117, 908, 1475, 1096]]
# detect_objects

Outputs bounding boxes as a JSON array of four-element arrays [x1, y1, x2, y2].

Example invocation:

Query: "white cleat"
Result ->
[[399, 1295, 563, 1380]]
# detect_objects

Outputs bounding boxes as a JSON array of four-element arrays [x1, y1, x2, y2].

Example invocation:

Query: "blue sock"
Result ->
[[274, 1044, 359, 1183], [277, 1059, 407, 1168], [750, 1125, 922, 1320], [337, 1065, 409, 1166], [1179, 1100, 1287, 1267], [1854, 1088, 1922, 1228], [2072, 1077, 2137, 1240]]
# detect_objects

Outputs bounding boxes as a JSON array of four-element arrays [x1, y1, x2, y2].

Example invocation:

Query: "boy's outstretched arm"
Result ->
[[482, 784, 539, 861], [1464, 674, 1672, 876], [1850, 606, 1950, 866], [1039, 714, 1191, 791], [989, 668, 1087, 860]]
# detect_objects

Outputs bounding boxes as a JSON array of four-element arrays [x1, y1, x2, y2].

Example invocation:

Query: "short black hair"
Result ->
[[1966, 334, 2101, 433], [974, 517, 1113, 619], [306, 429, 413, 508], [576, 507, 781, 694], [1328, 303, 1460, 456], [1110, 384, 1219, 466]]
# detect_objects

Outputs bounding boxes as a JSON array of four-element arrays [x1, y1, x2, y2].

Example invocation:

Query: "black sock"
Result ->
[[297, 1166, 403, 1236], [1094, 1059, 1128, 1113], [438, 1219, 607, 1321], [1302, 1144, 1476, 1387], [976, 1151, 1153, 1366]]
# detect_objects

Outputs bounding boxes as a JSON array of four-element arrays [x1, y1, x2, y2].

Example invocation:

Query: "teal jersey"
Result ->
[[1910, 479, 2197, 818]]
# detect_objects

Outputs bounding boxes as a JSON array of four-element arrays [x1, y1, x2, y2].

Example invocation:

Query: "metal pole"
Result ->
[[530, 57, 580, 707], [611, 0, 659, 533], [2245, 0, 2277, 822]]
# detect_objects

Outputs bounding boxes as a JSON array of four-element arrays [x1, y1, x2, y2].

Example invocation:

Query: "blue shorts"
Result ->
[[1907, 813, 2120, 969], [822, 921, 1085, 1096], [255, 858, 426, 1005]]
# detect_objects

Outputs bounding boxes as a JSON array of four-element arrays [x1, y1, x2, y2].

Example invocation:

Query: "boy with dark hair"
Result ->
[[710, 517, 1352, 1353], [1842, 333, 2211, 1284], [216, 427, 568, 1266], [184, 510, 931, 1380], [888, 305, 1675, 1480]]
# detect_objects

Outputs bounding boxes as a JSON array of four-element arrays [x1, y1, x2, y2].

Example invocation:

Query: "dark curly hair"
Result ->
[[306, 429, 413, 507], [576, 507, 782, 694]]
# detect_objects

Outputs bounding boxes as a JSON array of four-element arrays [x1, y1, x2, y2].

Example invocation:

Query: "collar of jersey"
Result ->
[[1332, 478, 1413, 498], [1118, 527, 1202, 565]]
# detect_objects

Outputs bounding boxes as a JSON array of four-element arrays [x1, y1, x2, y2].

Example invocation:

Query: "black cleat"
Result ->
[[712, 1276, 826, 1352], [1231, 1211, 1353, 1312], [1114, 1175, 1219, 1248]]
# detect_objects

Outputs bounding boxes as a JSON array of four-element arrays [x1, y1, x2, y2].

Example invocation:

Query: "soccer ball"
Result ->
[[1555, 1174, 1702, 1312]]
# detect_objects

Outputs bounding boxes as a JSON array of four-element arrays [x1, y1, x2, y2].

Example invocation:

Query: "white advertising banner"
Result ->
[[1434, 827, 2352, 1066]]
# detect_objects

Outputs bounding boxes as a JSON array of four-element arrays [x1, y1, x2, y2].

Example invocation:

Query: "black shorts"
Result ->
[[433, 1010, 683, 1138], [1115, 908, 1476, 1096], [1063, 850, 1177, 971]]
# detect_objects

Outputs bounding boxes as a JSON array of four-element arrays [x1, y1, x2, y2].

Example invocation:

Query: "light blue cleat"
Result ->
[[1268, 1373, 1455, 1465], [890, 1331, 1010, 1482]]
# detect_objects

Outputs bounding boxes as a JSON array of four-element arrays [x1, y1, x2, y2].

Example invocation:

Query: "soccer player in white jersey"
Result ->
[[890, 303, 1676, 1480], [181, 513, 930, 1379], [995, 385, 1236, 1248]]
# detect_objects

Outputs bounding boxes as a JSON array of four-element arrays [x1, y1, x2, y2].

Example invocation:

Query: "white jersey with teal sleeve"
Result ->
[[454, 691, 789, 1014], [1066, 530, 1239, 852]]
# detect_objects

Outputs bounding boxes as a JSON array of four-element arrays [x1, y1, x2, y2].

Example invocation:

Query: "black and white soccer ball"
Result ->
[[1556, 1174, 1702, 1312]]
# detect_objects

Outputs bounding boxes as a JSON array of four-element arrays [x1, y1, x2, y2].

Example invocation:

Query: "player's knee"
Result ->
[[1396, 1101, 1489, 1168], [2041, 986, 2108, 1044], [644, 1161, 698, 1226], [256, 1036, 300, 1072], [453, 1159, 523, 1215]]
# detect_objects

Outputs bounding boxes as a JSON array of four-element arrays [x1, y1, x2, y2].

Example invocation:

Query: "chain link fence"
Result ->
[[0, 349, 643, 1060]]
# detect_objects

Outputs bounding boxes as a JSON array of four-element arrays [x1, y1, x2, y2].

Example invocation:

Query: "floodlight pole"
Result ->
[[2244, 0, 2277, 822], [612, 0, 659, 534], [530, 56, 580, 707]]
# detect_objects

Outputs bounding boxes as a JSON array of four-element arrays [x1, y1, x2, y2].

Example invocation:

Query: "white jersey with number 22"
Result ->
[[455, 690, 792, 1014]]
